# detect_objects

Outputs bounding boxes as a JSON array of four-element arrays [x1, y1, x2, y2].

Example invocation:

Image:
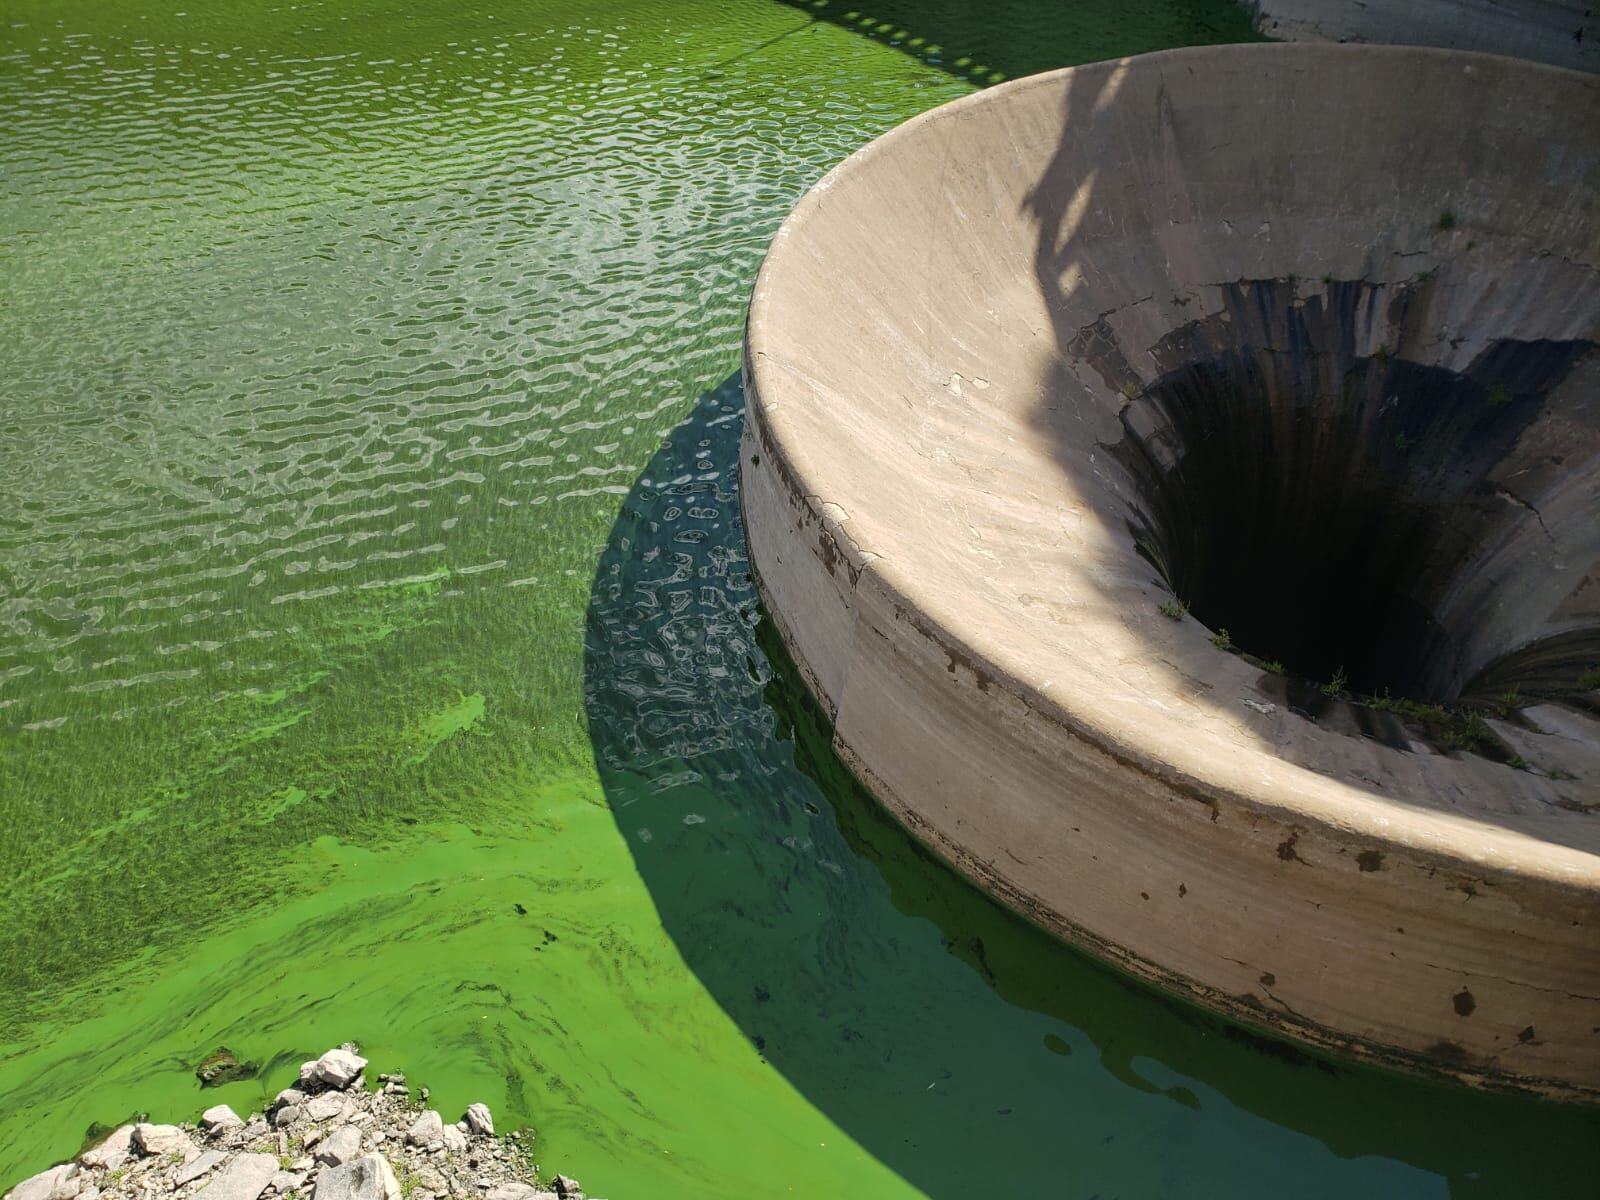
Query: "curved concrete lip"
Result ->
[[741, 43, 1600, 1096]]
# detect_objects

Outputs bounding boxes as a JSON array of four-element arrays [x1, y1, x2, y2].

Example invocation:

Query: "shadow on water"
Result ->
[[773, 0, 1261, 85], [583, 374, 1600, 1198]]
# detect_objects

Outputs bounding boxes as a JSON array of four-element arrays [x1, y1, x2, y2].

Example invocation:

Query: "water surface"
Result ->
[[3, 1, 1595, 1195]]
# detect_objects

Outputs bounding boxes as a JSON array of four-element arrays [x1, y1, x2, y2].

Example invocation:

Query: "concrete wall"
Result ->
[[1243, 0, 1597, 73], [741, 44, 1600, 1096]]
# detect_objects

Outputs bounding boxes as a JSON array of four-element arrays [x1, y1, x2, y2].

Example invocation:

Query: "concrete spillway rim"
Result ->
[[743, 41, 1600, 892]]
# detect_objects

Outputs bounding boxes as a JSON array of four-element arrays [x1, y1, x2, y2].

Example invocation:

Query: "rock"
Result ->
[[80, 1126, 135, 1170], [298, 1049, 366, 1091], [483, 1187, 555, 1200], [175, 1151, 227, 1186], [5, 1163, 81, 1200], [305, 1095, 344, 1122], [405, 1111, 443, 1148], [311, 1155, 399, 1200], [274, 1106, 303, 1130], [314, 1127, 363, 1167], [193, 1154, 278, 1200], [439, 1126, 467, 1155], [132, 1125, 192, 1157], [461, 1106, 493, 1137], [303, 1130, 325, 1150], [201, 1105, 245, 1133], [273, 1089, 307, 1111], [550, 1179, 581, 1200], [268, 1172, 304, 1194], [196, 1048, 259, 1088], [77, 1189, 98, 1200], [289, 1160, 312, 1173]]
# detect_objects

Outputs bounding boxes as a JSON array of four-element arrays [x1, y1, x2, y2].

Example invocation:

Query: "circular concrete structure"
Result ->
[[740, 43, 1600, 1097]]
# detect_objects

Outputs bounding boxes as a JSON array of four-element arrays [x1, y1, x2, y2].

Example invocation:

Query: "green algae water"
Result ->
[[2, 1, 1596, 1195]]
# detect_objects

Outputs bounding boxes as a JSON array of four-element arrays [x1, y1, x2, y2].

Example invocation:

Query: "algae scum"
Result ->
[[1, 1, 1595, 1195]]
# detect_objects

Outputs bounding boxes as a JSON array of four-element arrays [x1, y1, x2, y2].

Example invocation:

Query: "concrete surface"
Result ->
[[740, 43, 1600, 1097], [1243, 0, 1597, 73]]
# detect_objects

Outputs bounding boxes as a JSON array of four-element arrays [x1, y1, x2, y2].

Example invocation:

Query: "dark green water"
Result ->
[[2, 1, 1596, 1195]]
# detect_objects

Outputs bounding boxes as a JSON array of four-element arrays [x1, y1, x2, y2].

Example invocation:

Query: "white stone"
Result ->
[[79, 1127, 135, 1170], [314, 1126, 363, 1167], [483, 1187, 555, 1200], [439, 1127, 467, 1156], [5, 1164, 81, 1200], [404, 1111, 443, 1148], [174, 1151, 227, 1187], [193, 1154, 278, 1200], [311, 1156, 399, 1200], [461, 1105, 493, 1137], [132, 1125, 192, 1157], [304, 1095, 344, 1122], [298, 1049, 367, 1091], [268, 1172, 304, 1194], [201, 1105, 244, 1133]]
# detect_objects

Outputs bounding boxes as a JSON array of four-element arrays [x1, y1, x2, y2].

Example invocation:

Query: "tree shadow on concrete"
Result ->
[[583, 374, 1600, 1198]]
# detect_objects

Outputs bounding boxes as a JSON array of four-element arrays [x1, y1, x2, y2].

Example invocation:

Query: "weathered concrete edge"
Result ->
[[1239, 0, 1598, 74], [739, 376, 1600, 1100], [742, 42, 1600, 882], [736, 40, 1600, 1088]]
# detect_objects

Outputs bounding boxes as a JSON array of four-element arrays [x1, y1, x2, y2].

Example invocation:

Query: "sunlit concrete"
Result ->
[[1242, 0, 1597, 73], [741, 43, 1600, 1097]]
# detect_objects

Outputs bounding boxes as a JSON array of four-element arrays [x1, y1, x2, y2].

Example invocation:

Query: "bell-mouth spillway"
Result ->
[[739, 42, 1600, 1097]]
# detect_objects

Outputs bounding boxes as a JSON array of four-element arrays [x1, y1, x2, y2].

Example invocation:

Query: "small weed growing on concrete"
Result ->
[[1507, 755, 1527, 771], [1210, 627, 1233, 650], [1159, 598, 1188, 621], [1487, 383, 1511, 407], [1264, 659, 1285, 675], [1321, 667, 1348, 698], [1394, 432, 1412, 451], [1579, 665, 1600, 690], [1438, 210, 1458, 231]]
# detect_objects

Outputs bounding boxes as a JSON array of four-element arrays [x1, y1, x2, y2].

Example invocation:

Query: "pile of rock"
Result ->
[[4, 1046, 592, 1200]]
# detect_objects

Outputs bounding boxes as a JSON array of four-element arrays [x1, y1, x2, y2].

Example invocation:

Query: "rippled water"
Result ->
[[2, 1, 1595, 1195]]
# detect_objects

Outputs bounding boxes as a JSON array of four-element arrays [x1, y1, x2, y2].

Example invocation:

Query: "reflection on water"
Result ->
[[583, 377, 1600, 1198]]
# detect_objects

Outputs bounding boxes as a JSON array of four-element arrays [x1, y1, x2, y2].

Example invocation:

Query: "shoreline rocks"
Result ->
[[4, 1045, 594, 1200]]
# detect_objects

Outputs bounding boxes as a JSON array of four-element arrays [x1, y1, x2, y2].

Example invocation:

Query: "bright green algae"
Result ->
[[1, 1, 1596, 1196]]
